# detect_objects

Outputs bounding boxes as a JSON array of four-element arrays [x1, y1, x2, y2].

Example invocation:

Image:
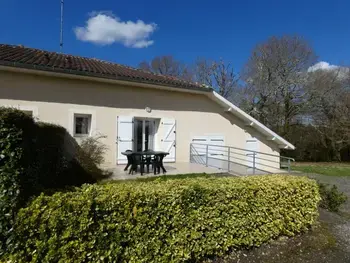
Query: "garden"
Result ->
[[0, 107, 342, 262]]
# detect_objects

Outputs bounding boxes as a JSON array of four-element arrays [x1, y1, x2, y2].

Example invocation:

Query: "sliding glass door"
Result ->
[[133, 119, 155, 152]]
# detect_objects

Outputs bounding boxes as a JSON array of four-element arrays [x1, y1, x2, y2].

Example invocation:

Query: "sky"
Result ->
[[1, 0, 350, 72]]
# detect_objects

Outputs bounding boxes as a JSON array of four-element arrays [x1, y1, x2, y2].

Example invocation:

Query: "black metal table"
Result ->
[[121, 151, 169, 175]]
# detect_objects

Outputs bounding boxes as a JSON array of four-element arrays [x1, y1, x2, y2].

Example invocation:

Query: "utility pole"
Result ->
[[60, 0, 64, 53]]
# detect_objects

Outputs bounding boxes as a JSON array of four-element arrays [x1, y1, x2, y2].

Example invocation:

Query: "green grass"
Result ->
[[292, 162, 350, 176]]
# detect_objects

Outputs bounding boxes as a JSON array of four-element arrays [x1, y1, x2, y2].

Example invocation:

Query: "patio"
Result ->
[[111, 162, 224, 180]]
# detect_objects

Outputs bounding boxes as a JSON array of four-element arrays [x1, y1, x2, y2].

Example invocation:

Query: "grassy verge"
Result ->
[[292, 162, 350, 176]]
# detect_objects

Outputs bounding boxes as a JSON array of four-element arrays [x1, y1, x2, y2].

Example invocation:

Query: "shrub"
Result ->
[[76, 135, 112, 180], [79, 135, 108, 166], [27, 122, 97, 192], [0, 108, 35, 256], [0, 107, 96, 256], [318, 182, 347, 212], [11, 175, 320, 263]]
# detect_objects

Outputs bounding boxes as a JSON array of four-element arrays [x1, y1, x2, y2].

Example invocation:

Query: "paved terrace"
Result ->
[[110, 161, 288, 180], [111, 162, 224, 180]]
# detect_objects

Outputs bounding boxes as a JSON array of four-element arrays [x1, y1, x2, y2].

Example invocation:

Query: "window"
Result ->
[[74, 114, 91, 136]]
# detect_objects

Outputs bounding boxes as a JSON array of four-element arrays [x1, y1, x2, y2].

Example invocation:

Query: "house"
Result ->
[[0, 44, 295, 174]]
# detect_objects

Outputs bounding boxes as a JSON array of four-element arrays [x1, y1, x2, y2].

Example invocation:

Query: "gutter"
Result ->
[[208, 91, 296, 150]]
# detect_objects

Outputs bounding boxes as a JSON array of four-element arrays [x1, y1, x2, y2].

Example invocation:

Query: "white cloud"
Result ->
[[74, 12, 157, 48], [308, 61, 350, 80], [308, 61, 339, 72]]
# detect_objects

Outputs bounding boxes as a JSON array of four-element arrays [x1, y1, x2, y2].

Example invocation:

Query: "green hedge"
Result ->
[[0, 107, 96, 256], [11, 175, 320, 263], [0, 108, 34, 256], [29, 122, 96, 190]]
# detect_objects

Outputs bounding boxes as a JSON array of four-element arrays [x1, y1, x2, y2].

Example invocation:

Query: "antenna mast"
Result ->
[[60, 0, 64, 53]]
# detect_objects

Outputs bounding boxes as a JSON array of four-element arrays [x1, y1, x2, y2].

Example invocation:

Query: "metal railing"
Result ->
[[190, 143, 295, 175]]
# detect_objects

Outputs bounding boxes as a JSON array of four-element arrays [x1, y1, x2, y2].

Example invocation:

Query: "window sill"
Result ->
[[74, 134, 90, 138]]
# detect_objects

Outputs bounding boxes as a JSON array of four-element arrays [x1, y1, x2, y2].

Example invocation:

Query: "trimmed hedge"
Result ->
[[0, 107, 96, 256], [11, 175, 320, 263], [0, 108, 35, 256]]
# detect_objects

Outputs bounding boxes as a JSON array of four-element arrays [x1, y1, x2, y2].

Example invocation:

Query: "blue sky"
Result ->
[[1, 0, 350, 71]]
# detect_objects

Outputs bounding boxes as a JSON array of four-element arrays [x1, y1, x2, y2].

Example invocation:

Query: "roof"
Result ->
[[0, 44, 209, 92]]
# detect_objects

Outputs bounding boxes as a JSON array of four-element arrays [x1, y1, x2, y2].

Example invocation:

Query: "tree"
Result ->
[[139, 56, 240, 102], [139, 56, 193, 81], [241, 35, 317, 137], [306, 68, 350, 161], [194, 58, 240, 101]]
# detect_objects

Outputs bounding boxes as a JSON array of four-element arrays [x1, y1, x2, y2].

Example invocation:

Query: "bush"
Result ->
[[76, 135, 112, 180], [0, 107, 96, 256], [318, 182, 347, 212], [0, 108, 35, 256], [27, 122, 97, 192], [11, 175, 320, 263]]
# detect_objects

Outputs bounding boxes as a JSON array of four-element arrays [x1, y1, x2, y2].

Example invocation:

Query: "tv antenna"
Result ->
[[60, 0, 64, 53]]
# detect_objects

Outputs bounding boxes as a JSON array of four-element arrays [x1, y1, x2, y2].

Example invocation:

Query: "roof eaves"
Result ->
[[0, 60, 213, 93], [209, 91, 296, 150]]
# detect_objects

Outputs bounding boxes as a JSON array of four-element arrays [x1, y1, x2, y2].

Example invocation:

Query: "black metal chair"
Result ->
[[124, 150, 133, 171], [129, 154, 144, 175], [153, 154, 167, 174], [143, 149, 154, 173]]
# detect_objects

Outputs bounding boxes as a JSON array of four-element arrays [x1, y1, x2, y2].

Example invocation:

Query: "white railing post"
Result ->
[[189, 144, 192, 163], [253, 152, 256, 174], [227, 146, 230, 172], [288, 159, 291, 173], [206, 144, 209, 167]]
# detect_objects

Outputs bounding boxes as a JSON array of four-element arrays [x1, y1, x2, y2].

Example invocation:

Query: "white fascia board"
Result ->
[[208, 91, 296, 150]]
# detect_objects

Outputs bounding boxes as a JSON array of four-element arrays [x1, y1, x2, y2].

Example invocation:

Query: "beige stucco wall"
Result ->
[[0, 70, 280, 170]]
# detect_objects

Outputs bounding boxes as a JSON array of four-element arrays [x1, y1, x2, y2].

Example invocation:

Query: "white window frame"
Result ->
[[73, 113, 92, 137], [69, 109, 96, 138], [1, 105, 39, 119]]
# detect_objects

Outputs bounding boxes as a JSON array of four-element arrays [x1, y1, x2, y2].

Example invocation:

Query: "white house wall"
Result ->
[[0, 71, 280, 169]]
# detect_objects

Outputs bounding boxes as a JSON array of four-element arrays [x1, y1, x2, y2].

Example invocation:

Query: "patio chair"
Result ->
[[124, 149, 133, 171], [143, 149, 154, 173], [129, 154, 144, 175], [153, 153, 167, 174]]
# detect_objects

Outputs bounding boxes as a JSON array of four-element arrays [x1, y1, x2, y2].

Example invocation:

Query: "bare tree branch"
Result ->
[[139, 56, 193, 81], [194, 58, 240, 101], [306, 68, 350, 160], [241, 35, 317, 136]]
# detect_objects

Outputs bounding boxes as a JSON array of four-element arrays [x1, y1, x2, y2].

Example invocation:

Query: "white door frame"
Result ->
[[134, 117, 156, 151]]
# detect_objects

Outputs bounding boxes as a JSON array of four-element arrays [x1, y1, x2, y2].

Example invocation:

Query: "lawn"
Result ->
[[292, 162, 350, 176]]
